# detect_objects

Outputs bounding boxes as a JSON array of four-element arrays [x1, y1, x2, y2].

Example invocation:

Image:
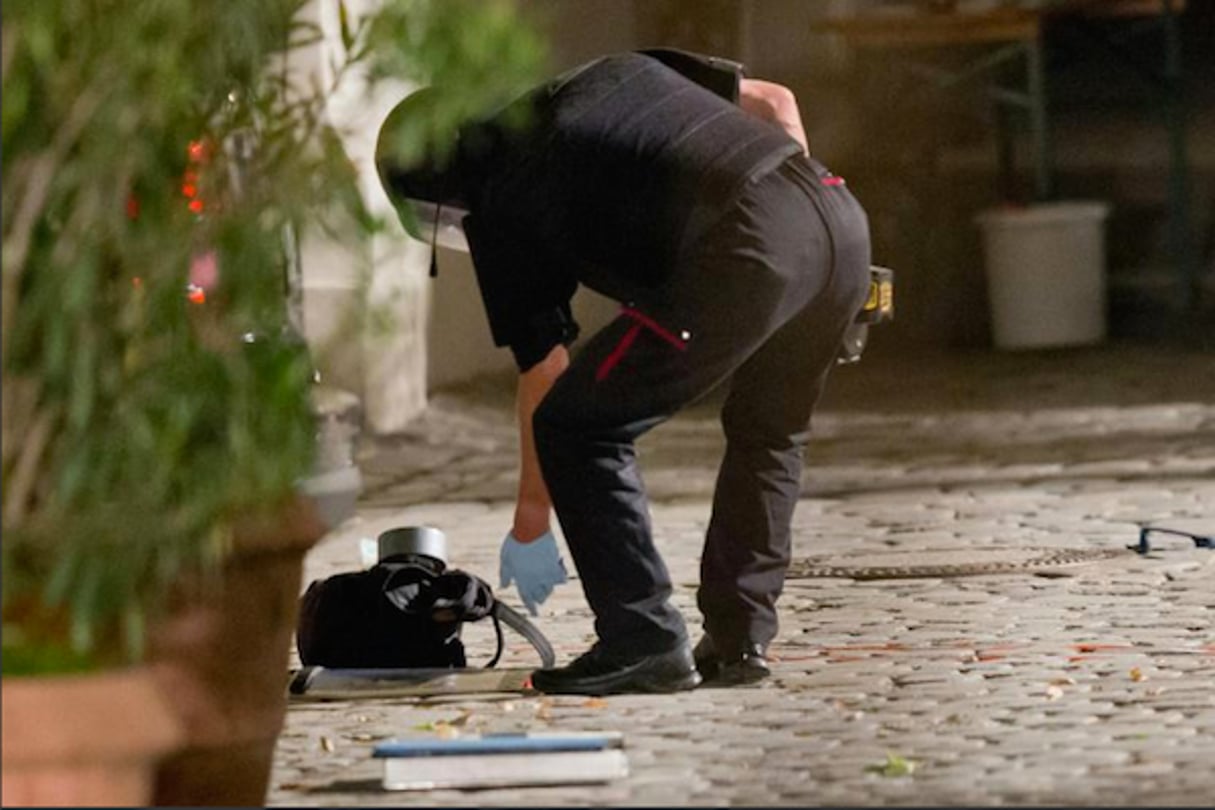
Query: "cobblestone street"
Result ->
[[270, 344, 1215, 806]]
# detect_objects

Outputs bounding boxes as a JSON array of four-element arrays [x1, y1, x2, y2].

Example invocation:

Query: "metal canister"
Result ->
[[377, 526, 448, 568]]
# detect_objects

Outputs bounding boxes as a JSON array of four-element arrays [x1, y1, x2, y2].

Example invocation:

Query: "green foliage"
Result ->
[[1, 0, 543, 674], [364, 0, 545, 165]]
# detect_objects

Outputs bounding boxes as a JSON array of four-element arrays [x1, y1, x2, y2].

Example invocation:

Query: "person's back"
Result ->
[[467, 53, 798, 290]]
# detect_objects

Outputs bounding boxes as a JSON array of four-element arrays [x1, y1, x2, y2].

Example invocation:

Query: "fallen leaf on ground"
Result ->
[[410, 721, 460, 738], [1049, 677, 1077, 686], [866, 753, 916, 778], [1130, 667, 1148, 682], [583, 697, 609, 709], [320, 736, 335, 752], [1073, 643, 1129, 653]]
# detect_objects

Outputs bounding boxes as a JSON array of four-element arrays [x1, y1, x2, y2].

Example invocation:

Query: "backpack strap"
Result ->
[[493, 601, 556, 668], [369, 562, 555, 669]]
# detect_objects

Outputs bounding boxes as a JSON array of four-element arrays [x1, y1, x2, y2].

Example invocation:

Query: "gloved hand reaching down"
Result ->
[[499, 530, 568, 616]]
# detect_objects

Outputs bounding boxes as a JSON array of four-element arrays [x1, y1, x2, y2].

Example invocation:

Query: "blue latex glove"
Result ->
[[499, 530, 568, 616]]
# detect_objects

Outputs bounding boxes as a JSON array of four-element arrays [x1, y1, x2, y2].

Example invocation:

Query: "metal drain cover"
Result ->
[[787, 546, 1130, 580]]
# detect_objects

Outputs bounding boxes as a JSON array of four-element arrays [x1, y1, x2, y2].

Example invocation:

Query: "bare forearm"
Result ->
[[513, 344, 569, 541]]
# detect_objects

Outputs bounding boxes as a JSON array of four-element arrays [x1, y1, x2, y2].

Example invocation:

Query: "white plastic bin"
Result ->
[[975, 201, 1111, 349]]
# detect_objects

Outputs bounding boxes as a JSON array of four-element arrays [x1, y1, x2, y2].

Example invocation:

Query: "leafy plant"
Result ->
[[1, 0, 543, 674]]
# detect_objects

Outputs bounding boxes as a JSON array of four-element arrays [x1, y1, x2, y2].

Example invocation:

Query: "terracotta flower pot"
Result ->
[[1, 668, 183, 807], [148, 496, 327, 806]]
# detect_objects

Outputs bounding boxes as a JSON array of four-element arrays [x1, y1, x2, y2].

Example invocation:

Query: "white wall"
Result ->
[[291, 0, 431, 433], [426, 248, 505, 389]]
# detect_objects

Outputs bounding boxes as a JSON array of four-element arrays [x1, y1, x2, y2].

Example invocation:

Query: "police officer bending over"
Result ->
[[377, 49, 871, 695]]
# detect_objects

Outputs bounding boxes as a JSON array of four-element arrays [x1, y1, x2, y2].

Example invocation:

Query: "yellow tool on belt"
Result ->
[[860, 265, 895, 324], [837, 265, 894, 365]]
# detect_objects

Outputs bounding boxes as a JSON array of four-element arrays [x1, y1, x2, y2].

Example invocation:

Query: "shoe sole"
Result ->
[[699, 663, 770, 687], [531, 669, 703, 696], [633, 670, 703, 694]]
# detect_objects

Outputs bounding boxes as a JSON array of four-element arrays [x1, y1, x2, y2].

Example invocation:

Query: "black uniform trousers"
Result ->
[[533, 154, 871, 657]]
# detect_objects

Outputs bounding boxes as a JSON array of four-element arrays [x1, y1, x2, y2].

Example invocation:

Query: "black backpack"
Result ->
[[296, 555, 551, 669]]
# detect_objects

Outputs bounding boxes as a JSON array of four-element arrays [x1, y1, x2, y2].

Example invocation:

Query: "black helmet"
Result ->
[[375, 87, 469, 216]]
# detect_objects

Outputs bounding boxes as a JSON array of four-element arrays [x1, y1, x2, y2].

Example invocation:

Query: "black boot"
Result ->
[[530, 641, 702, 696], [693, 635, 770, 685]]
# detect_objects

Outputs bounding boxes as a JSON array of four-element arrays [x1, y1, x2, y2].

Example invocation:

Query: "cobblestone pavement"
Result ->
[[271, 345, 1215, 807]]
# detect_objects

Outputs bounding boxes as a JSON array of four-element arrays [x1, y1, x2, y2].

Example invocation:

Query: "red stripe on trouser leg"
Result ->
[[619, 307, 689, 350], [596, 323, 644, 382], [595, 308, 690, 382]]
